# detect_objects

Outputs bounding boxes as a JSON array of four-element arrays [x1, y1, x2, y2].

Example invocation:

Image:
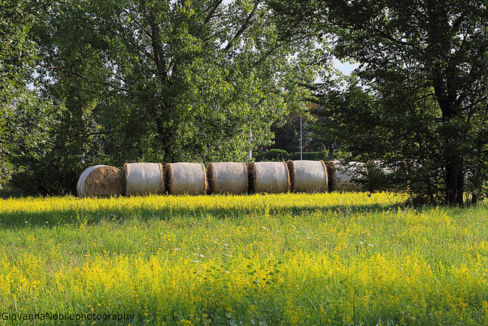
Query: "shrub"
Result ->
[[255, 149, 290, 161], [290, 151, 329, 161]]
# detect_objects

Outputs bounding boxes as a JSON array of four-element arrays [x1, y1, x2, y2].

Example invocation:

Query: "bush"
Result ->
[[290, 151, 329, 161], [255, 150, 330, 162], [255, 149, 290, 161]]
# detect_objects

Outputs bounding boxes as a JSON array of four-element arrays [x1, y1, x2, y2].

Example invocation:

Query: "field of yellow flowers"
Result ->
[[1, 192, 488, 325]]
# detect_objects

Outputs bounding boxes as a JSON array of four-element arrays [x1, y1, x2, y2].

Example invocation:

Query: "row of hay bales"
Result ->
[[77, 161, 337, 197]]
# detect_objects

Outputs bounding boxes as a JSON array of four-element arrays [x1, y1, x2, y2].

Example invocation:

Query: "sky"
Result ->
[[333, 59, 358, 75]]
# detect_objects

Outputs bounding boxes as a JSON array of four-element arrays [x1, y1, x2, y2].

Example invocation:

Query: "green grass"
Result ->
[[0, 193, 488, 325]]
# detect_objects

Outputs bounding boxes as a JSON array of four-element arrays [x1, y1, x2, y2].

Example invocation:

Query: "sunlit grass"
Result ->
[[0, 193, 488, 325], [0, 192, 405, 213]]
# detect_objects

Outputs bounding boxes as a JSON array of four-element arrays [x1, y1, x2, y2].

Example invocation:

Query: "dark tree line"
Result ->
[[270, 0, 488, 205]]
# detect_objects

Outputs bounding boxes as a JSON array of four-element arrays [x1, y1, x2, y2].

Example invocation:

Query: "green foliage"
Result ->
[[0, 0, 36, 186], [254, 149, 329, 162], [3, 90, 63, 194], [11, 0, 318, 194], [270, 114, 300, 154], [0, 0, 62, 190], [37, 1, 316, 162], [308, 105, 341, 158], [270, 0, 488, 205], [255, 148, 290, 161], [290, 151, 328, 161]]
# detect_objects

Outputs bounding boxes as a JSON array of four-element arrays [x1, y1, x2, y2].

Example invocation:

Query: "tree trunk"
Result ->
[[434, 78, 464, 206], [444, 151, 464, 206]]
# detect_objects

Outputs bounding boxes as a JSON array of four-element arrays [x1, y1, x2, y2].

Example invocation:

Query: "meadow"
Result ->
[[0, 193, 488, 325]]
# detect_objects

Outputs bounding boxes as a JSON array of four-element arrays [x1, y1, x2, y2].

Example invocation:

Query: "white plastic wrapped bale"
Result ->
[[248, 162, 290, 194], [165, 163, 207, 195], [335, 161, 365, 191], [207, 162, 248, 194], [336, 161, 365, 182], [287, 160, 328, 193], [77, 165, 124, 197], [124, 163, 164, 195]]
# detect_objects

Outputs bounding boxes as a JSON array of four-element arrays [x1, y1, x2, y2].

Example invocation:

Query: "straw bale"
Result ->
[[124, 163, 164, 195], [248, 162, 289, 194], [287, 160, 328, 193], [165, 162, 207, 195], [77, 165, 124, 197], [207, 162, 248, 194]]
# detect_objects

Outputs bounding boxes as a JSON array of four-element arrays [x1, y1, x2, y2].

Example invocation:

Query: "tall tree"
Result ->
[[271, 0, 488, 205], [0, 0, 60, 190], [36, 0, 317, 167]]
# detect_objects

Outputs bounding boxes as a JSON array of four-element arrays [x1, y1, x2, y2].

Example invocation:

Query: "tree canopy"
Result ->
[[3, 0, 488, 203], [37, 0, 317, 160], [271, 0, 488, 205], [0, 0, 61, 190], [1, 0, 319, 193]]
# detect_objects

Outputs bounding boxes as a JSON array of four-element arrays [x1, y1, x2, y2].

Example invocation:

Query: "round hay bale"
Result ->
[[287, 160, 328, 193], [165, 163, 207, 195], [77, 165, 124, 197], [207, 162, 248, 195], [335, 161, 365, 191], [327, 161, 337, 192], [248, 162, 290, 194], [124, 163, 164, 196], [336, 161, 365, 183]]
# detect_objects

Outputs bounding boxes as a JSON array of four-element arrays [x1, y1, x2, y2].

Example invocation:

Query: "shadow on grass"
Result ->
[[0, 202, 406, 228]]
